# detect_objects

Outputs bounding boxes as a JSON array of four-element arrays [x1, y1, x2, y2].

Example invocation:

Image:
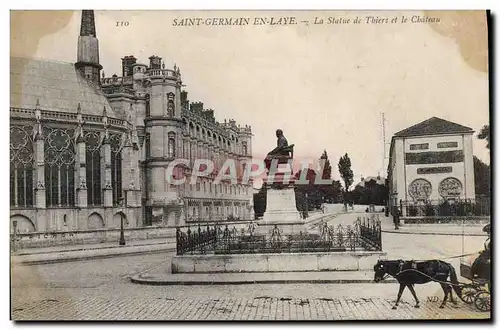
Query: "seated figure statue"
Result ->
[[265, 129, 294, 171]]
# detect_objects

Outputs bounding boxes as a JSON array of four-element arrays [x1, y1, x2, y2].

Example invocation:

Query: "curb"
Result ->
[[130, 275, 398, 286], [12, 247, 176, 266], [15, 240, 176, 256], [382, 230, 487, 236]]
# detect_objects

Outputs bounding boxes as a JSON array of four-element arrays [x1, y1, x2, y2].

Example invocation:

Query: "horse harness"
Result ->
[[396, 260, 448, 278]]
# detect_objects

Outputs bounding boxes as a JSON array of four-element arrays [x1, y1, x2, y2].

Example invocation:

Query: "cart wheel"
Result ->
[[474, 291, 490, 312], [461, 285, 476, 304]]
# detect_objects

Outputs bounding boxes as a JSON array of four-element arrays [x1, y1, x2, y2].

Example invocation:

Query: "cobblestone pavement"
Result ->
[[12, 295, 487, 320], [11, 253, 490, 320], [11, 214, 490, 321]]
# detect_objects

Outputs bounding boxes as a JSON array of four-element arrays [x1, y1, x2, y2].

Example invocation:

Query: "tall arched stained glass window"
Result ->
[[85, 131, 102, 206], [10, 126, 34, 207], [110, 133, 123, 205], [44, 127, 76, 207]]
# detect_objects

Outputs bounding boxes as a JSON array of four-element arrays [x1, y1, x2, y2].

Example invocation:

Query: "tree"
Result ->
[[294, 168, 322, 211], [318, 150, 337, 203], [338, 153, 354, 192], [329, 180, 343, 203], [320, 150, 332, 180], [474, 156, 490, 196], [478, 125, 490, 150], [253, 185, 267, 218]]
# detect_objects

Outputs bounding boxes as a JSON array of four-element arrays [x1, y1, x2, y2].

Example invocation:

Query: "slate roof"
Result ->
[[394, 117, 473, 137], [10, 56, 117, 118]]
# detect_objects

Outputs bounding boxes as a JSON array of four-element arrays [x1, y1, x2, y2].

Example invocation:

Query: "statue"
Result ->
[[265, 129, 294, 171], [268, 129, 289, 156]]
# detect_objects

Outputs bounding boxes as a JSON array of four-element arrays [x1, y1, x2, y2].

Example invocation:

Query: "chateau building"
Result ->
[[10, 10, 253, 234], [386, 117, 476, 216]]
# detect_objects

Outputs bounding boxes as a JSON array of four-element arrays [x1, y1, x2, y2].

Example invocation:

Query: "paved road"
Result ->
[[12, 252, 489, 320], [11, 213, 490, 320]]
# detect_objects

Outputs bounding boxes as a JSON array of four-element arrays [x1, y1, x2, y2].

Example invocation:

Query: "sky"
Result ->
[[11, 10, 490, 188]]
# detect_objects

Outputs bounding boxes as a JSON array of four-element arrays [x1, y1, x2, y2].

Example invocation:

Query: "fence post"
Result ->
[[176, 228, 181, 255]]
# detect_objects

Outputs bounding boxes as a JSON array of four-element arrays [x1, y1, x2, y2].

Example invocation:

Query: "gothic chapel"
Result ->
[[10, 10, 254, 236]]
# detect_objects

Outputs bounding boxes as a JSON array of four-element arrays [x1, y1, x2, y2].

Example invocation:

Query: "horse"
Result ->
[[373, 259, 463, 309]]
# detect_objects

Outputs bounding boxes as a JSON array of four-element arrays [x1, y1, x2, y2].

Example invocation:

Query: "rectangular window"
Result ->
[[437, 142, 459, 149], [145, 133, 151, 159], [409, 143, 429, 151]]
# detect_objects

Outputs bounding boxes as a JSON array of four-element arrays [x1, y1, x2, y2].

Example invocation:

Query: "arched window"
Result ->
[[242, 142, 248, 156], [44, 127, 76, 207], [10, 126, 34, 207], [167, 93, 175, 117], [85, 131, 102, 206], [183, 139, 189, 159], [145, 94, 150, 117], [167, 132, 176, 158], [109, 134, 123, 206], [167, 100, 175, 117]]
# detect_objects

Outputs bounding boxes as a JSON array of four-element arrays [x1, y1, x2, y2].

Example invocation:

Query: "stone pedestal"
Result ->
[[257, 160, 307, 236], [256, 186, 307, 236]]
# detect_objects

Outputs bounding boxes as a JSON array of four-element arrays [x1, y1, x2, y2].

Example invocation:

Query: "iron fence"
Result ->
[[401, 198, 491, 217], [176, 216, 383, 255], [356, 215, 382, 251]]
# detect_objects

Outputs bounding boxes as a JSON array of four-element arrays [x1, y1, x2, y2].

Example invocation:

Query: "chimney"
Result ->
[[181, 90, 188, 103], [121, 55, 137, 77], [148, 55, 162, 69], [190, 102, 203, 112]]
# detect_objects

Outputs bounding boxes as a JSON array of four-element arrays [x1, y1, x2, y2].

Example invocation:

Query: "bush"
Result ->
[[438, 200, 452, 216], [407, 205, 418, 216], [424, 202, 435, 216]]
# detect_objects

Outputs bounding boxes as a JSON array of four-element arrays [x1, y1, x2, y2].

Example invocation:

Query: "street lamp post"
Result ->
[[11, 220, 18, 253], [119, 198, 126, 246], [303, 192, 309, 219]]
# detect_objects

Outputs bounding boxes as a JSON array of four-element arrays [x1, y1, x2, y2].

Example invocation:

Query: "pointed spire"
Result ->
[[34, 98, 41, 120], [80, 10, 96, 37], [33, 98, 43, 140], [76, 10, 102, 85], [101, 106, 109, 144], [76, 103, 85, 143]]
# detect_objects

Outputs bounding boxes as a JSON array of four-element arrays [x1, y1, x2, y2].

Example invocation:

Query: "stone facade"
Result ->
[[387, 117, 476, 216], [101, 56, 254, 227], [9, 10, 254, 236]]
